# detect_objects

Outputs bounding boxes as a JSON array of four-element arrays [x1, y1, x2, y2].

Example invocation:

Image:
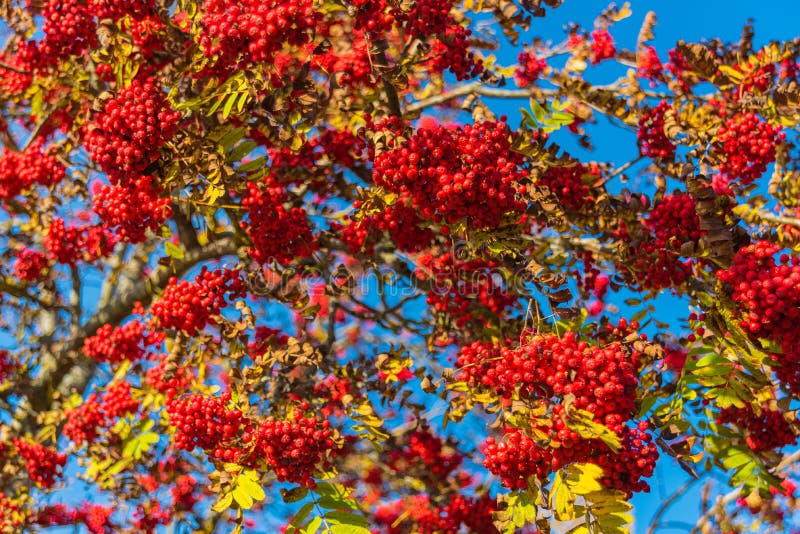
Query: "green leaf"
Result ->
[[324, 511, 370, 528], [282, 486, 310, 503], [122, 431, 159, 460], [164, 241, 185, 260], [227, 141, 259, 163], [300, 516, 322, 534], [285, 502, 314, 534]]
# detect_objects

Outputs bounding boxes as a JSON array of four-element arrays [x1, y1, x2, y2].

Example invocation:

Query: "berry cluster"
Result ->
[[373, 120, 527, 229], [63, 394, 106, 445], [637, 46, 664, 86], [40, 0, 97, 60], [166, 393, 249, 461], [0, 350, 14, 384], [459, 331, 657, 494], [538, 163, 597, 211], [0, 41, 38, 95], [717, 405, 797, 454], [350, 0, 394, 36], [83, 320, 152, 363], [34, 502, 114, 534], [717, 241, 800, 342], [625, 193, 703, 290], [198, 0, 317, 70], [145, 357, 194, 398], [101, 381, 140, 419], [313, 375, 358, 418], [396, 0, 483, 80], [63, 383, 141, 444], [171, 474, 199, 512], [45, 218, 116, 265], [638, 101, 676, 159], [387, 429, 462, 481], [92, 176, 171, 243], [717, 242, 800, 392], [14, 249, 49, 282], [267, 128, 367, 192], [90, 0, 155, 20], [84, 78, 181, 181], [481, 429, 552, 489], [375, 494, 498, 534], [458, 332, 640, 421], [714, 112, 784, 188], [254, 413, 337, 487], [590, 29, 616, 64], [339, 203, 434, 254], [12, 439, 67, 489], [415, 250, 516, 329], [515, 49, 547, 87], [151, 268, 244, 335], [314, 32, 376, 88], [240, 180, 317, 264], [0, 140, 66, 201]]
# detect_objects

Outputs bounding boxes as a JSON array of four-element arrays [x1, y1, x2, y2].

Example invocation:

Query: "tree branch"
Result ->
[[26, 235, 239, 415]]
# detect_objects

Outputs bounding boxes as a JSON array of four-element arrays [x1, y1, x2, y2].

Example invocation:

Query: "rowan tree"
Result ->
[[0, 1, 799, 533]]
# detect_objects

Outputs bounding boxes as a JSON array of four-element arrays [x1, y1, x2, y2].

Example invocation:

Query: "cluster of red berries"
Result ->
[[717, 241, 800, 342], [240, 180, 316, 264], [63, 383, 141, 444], [133, 501, 170, 533], [349, 0, 394, 36], [624, 193, 703, 290], [83, 320, 151, 363], [0, 140, 65, 201], [314, 32, 376, 88], [715, 112, 784, 187], [151, 267, 244, 334], [101, 381, 140, 419], [590, 29, 616, 64], [44, 218, 116, 265], [396, 0, 483, 80], [415, 251, 516, 329], [198, 0, 317, 70], [0, 351, 13, 385], [40, 0, 97, 60], [171, 474, 199, 512], [266, 128, 366, 192], [666, 48, 696, 92], [63, 393, 106, 445], [84, 78, 181, 181], [14, 249, 49, 282], [538, 163, 597, 211], [460, 331, 657, 494], [425, 24, 484, 81], [716, 242, 800, 391], [717, 405, 797, 454], [166, 393, 249, 460], [313, 375, 358, 418], [377, 494, 498, 534], [91, 0, 154, 20], [12, 439, 66, 489], [145, 357, 194, 398], [92, 176, 171, 243], [254, 413, 337, 487], [34, 502, 114, 534], [458, 331, 640, 421], [481, 428, 552, 489], [637, 46, 664, 86], [0, 41, 37, 95], [373, 120, 527, 229], [638, 101, 676, 159], [339, 203, 434, 254], [515, 49, 547, 87], [388, 429, 462, 481]]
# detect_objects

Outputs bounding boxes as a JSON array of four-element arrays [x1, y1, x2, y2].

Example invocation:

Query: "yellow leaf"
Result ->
[[612, 2, 632, 21], [565, 463, 604, 495], [213, 492, 234, 513]]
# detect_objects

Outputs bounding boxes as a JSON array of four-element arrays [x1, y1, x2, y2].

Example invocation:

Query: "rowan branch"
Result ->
[[26, 234, 239, 415]]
